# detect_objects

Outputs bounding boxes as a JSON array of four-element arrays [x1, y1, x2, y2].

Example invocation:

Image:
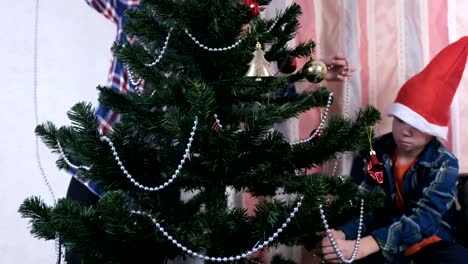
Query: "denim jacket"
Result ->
[[338, 133, 459, 260]]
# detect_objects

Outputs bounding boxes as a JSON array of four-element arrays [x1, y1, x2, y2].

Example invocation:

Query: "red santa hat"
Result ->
[[387, 36, 468, 140]]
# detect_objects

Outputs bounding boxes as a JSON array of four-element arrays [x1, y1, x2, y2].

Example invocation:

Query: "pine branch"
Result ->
[[35, 121, 59, 150], [19, 197, 56, 240]]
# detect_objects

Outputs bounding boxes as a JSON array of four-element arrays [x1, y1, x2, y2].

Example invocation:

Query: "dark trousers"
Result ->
[[356, 240, 468, 264], [64, 177, 99, 264], [411, 240, 468, 264]]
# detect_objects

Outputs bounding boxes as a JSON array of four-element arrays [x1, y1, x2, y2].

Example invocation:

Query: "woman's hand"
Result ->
[[321, 55, 356, 82]]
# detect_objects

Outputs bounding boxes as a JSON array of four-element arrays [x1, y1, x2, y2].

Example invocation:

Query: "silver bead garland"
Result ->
[[184, 29, 244, 52], [322, 59, 359, 261], [319, 199, 364, 263], [331, 58, 351, 181], [128, 68, 142, 86], [131, 195, 304, 262], [144, 28, 173, 67], [184, 15, 280, 52], [127, 27, 173, 86], [57, 142, 91, 171], [290, 92, 333, 145], [100, 116, 198, 192]]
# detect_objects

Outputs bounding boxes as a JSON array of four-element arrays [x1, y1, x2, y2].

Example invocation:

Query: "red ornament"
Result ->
[[211, 122, 222, 132], [243, 0, 260, 17], [278, 57, 298, 74], [367, 150, 384, 184]]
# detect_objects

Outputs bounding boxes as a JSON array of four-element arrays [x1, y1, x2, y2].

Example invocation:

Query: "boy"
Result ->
[[321, 36, 468, 263]]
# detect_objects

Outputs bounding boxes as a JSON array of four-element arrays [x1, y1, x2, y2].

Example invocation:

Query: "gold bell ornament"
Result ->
[[301, 59, 328, 83], [245, 42, 274, 81]]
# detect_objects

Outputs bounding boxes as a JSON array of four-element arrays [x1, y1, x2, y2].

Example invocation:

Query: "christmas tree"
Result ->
[[20, 0, 382, 263]]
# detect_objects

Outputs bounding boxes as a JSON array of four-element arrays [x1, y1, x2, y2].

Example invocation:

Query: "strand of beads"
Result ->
[[184, 29, 244, 52], [100, 116, 198, 192], [128, 68, 142, 86], [131, 195, 304, 262], [290, 92, 333, 145], [319, 199, 364, 263], [184, 16, 281, 52], [57, 142, 91, 171], [331, 58, 351, 181], [144, 28, 173, 67]]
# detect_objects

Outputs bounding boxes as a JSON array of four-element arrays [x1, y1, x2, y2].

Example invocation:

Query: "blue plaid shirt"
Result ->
[[85, 0, 143, 134], [338, 133, 459, 261]]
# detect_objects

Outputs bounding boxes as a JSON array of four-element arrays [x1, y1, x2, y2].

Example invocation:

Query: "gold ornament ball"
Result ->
[[302, 59, 328, 83]]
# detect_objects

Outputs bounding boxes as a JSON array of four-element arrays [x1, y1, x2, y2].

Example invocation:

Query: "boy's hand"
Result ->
[[321, 234, 379, 263], [321, 55, 356, 82], [320, 229, 346, 263], [322, 229, 346, 243]]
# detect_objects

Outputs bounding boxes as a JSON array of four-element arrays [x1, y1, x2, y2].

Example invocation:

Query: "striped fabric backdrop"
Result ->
[[253, 1, 468, 263], [289, 0, 468, 175]]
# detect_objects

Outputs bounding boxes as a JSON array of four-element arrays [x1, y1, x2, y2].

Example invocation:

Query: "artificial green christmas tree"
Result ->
[[20, 0, 382, 263]]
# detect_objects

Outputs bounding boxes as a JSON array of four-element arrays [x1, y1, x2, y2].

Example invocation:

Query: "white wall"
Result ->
[[0, 1, 114, 263]]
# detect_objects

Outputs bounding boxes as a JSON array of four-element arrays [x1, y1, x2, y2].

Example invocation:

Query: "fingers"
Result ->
[[321, 230, 336, 246], [321, 239, 341, 262], [326, 259, 342, 263], [321, 237, 331, 247], [321, 238, 342, 263], [321, 245, 335, 255], [329, 54, 349, 66], [322, 55, 358, 81], [333, 72, 348, 81], [322, 250, 340, 263], [329, 56, 356, 71], [332, 54, 347, 60], [322, 56, 345, 67], [330, 59, 348, 67], [338, 69, 352, 76], [328, 61, 352, 73]]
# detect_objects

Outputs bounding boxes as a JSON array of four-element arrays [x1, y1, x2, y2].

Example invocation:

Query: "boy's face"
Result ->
[[392, 117, 433, 153]]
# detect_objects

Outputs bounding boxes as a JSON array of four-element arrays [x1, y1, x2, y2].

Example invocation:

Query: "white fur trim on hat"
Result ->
[[386, 103, 448, 140]]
